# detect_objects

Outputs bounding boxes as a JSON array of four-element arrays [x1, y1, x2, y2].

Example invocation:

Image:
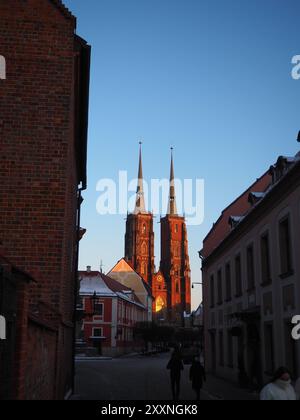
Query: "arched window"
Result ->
[[142, 223, 146, 234], [155, 296, 165, 313], [142, 242, 147, 255], [141, 262, 147, 276], [0, 55, 6, 80]]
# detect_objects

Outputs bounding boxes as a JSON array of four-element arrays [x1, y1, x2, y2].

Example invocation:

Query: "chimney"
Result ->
[[87, 266, 91, 273]]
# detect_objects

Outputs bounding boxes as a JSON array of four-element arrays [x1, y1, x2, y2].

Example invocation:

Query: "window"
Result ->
[[175, 224, 178, 233], [225, 263, 232, 301], [279, 217, 293, 276], [264, 323, 275, 374], [261, 233, 271, 285], [217, 270, 223, 305], [94, 300, 104, 316], [141, 262, 147, 276], [227, 330, 234, 368], [219, 331, 224, 367], [93, 328, 103, 338], [176, 282, 179, 294], [210, 275, 215, 308], [235, 255, 242, 297], [142, 242, 147, 255], [142, 223, 146, 234], [247, 245, 255, 291]]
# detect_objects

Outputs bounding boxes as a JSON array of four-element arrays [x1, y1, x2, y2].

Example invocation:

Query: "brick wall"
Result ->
[[25, 318, 57, 400], [0, 0, 90, 399]]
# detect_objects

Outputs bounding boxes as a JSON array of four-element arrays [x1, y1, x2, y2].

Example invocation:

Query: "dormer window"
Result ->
[[229, 216, 244, 230], [248, 192, 265, 206]]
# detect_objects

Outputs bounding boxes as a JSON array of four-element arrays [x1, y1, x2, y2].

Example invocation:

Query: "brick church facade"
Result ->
[[125, 146, 191, 324]]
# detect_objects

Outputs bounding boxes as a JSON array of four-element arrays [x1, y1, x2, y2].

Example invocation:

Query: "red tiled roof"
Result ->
[[202, 171, 272, 258], [79, 271, 132, 292], [79, 270, 146, 307], [101, 273, 132, 293]]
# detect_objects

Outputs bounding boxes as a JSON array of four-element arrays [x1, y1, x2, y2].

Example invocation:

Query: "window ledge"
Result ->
[[280, 270, 294, 280]]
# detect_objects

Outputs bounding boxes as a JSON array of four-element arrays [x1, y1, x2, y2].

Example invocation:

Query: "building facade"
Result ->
[[108, 258, 153, 322], [202, 153, 300, 387], [78, 269, 147, 357], [124, 146, 191, 324], [0, 0, 90, 399]]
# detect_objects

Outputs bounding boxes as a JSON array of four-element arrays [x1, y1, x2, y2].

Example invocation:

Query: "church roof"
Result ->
[[134, 143, 147, 214], [167, 148, 178, 216]]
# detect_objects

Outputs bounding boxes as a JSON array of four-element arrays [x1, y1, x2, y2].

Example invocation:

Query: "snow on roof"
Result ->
[[281, 156, 300, 164], [249, 192, 266, 199], [78, 270, 146, 309], [79, 273, 115, 297]]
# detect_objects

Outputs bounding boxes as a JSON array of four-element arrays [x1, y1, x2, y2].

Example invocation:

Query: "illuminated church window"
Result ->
[[155, 296, 165, 313]]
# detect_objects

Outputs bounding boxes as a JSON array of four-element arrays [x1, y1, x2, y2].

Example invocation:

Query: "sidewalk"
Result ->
[[75, 355, 112, 362], [203, 375, 259, 400]]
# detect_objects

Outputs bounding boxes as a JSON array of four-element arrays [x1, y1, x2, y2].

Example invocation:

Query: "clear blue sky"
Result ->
[[64, 0, 300, 309]]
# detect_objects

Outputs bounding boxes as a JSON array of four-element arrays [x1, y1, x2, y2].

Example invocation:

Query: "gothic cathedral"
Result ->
[[125, 145, 191, 325]]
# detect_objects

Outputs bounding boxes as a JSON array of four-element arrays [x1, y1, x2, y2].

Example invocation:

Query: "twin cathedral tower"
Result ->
[[124, 144, 191, 323]]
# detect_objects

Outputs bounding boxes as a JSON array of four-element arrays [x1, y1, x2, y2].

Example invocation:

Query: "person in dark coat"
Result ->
[[167, 349, 184, 401], [189, 356, 206, 400]]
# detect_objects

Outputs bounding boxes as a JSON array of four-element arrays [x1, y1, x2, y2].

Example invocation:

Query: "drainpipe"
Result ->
[[71, 188, 84, 396]]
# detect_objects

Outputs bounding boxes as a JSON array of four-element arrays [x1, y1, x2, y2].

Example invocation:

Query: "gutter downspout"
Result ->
[[71, 188, 84, 396]]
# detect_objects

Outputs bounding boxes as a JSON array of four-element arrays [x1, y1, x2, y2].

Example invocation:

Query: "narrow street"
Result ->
[[74, 353, 258, 401]]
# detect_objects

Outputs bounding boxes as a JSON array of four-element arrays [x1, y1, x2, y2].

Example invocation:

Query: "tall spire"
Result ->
[[167, 147, 178, 216], [134, 142, 146, 214]]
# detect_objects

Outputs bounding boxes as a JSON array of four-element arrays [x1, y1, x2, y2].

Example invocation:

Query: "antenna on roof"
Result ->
[[100, 260, 104, 274]]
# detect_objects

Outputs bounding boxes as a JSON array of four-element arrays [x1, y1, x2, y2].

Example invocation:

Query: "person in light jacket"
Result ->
[[260, 367, 297, 401]]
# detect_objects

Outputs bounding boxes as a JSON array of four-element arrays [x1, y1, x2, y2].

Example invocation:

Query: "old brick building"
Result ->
[[0, 0, 90, 399], [124, 146, 191, 324]]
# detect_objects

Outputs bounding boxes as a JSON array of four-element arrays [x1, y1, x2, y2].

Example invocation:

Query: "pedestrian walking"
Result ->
[[260, 367, 297, 401], [167, 349, 184, 401], [189, 356, 206, 400]]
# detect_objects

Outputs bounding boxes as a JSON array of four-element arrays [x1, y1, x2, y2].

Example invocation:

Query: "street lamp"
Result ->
[[192, 282, 202, 289]]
